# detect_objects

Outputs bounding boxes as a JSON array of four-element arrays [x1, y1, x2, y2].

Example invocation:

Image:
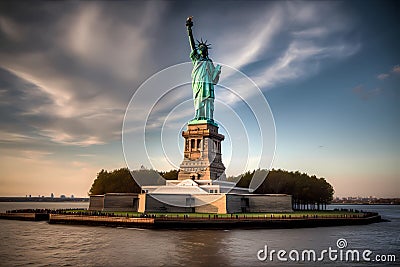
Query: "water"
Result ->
[[0, 203, 398, 266]]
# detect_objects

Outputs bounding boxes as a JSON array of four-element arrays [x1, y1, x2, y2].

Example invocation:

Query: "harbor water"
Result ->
[[0, 203, 398, 266]]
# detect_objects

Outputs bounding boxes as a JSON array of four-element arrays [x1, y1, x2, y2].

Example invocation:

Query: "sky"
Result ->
[[0, 1, 399, 198]]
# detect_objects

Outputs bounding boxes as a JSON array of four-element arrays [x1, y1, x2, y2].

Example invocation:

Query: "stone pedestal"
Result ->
[[178, 122, 225, 180]]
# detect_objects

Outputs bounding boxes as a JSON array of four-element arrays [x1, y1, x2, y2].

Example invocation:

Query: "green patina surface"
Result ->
[[186, 16, 221, 122], [188, 118, 218, 126]]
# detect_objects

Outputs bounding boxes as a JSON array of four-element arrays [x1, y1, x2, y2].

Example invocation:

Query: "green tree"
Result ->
[[89, 167, 334, 210], [89, 168, 141, 195], [159, 169, 179, 180], [253, 169, 334, 210]]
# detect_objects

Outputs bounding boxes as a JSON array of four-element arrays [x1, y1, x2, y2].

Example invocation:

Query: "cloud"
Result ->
[[0, 15, 23, 41], [215, 4, 284, 71], [377, 73, 389, 80], [209, 2, 360, 108], [20, 150, 53, 161], [0, 2, 167, 147], [375, 64, 400, 80], [216, 2, 358, 86], [352, 85, 382, 100], [58, 3, 163, 82], [0, 1, 360, 149], [0, 67, 125, 146], [254, 40, 359, 89], [292, 27, 329, 38], [392, 65, 400, 74]]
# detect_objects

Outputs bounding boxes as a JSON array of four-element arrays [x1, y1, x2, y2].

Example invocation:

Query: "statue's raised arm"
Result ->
[[186, 16, 221, 122], [186, 16, 196, 51]]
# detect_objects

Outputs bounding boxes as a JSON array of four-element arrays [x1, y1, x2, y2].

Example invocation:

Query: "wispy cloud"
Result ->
[[0, 2, 167, 147], [216, 4, 284, 71], [0, 15, 23, 41], [375, 64, 400, 81], [392, 65, 400, 74], [0, 1, 360, 148], [377, 73, 389, 80], [211, 2, 360, 107], [352, 85, 382, 100]]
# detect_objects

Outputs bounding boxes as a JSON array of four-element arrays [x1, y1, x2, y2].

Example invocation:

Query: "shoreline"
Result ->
[[48, 214, 384, 229], [0, 211, 386, 229]]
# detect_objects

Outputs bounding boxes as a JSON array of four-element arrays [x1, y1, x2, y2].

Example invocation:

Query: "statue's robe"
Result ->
[[190, 50, 220, 119]]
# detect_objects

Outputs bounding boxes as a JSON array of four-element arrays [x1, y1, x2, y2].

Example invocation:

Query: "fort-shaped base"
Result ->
[[178, 122, 225, 180]]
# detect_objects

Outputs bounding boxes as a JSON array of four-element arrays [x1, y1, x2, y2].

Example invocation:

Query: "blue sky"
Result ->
[[0, 1, 398, 197]]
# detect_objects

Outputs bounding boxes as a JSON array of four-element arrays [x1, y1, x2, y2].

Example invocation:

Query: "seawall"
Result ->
[[1, 212, 384, 229], [0, 213, 49, 221], [48, 214, 383, 229]]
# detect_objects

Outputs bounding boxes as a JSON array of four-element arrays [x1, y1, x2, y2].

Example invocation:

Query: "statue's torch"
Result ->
[[186, 16, 193, 28]]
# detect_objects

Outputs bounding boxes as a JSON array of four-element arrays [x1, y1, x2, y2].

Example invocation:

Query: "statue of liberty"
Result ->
[[186, 17, 221, 122]]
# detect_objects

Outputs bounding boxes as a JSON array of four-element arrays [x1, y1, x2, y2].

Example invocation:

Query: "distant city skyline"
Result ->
[[0, 1, 399, 197]]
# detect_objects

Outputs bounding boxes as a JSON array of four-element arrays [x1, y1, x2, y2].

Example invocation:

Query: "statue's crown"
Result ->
[[196, 38, 211, 50]]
